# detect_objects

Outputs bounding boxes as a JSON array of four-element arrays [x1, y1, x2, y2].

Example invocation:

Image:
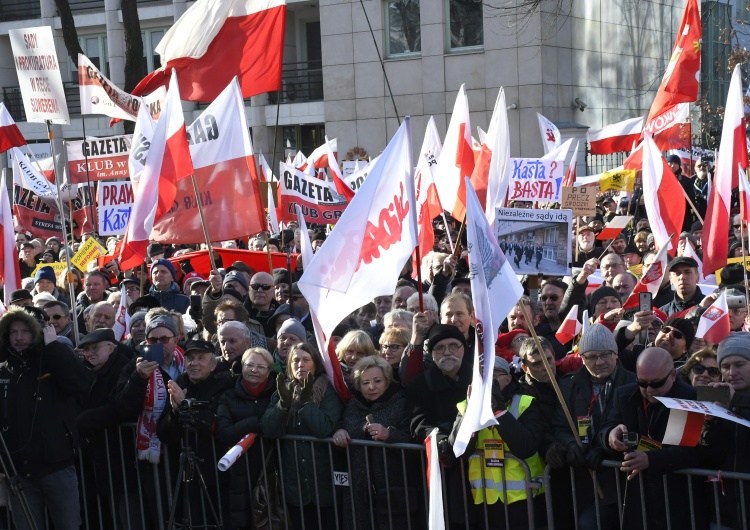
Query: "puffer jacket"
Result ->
[[149, 282, 190, 313]]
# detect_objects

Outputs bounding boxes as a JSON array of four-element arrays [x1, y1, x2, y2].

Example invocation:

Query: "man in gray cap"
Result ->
[[547, 324, 635, 528]]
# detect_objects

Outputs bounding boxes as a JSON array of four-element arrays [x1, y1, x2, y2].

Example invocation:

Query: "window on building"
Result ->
[[141, 29, 167, 76], [385, 0, 421, 57], [282, 124, 326, 158], [447, 0, 483, 50]]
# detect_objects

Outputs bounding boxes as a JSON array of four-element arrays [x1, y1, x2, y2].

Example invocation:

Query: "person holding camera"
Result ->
[[0, 307, 93, 530]]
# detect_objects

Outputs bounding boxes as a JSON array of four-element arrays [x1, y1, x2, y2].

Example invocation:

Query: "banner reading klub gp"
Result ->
[[66, 135, 132, 184], [8, 26, 69, 124], [279, 163, 347, 224]]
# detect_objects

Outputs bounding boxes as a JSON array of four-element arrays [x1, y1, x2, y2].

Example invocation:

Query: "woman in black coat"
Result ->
[[216, 347, 277, 530], [332, 356, 419, 530]]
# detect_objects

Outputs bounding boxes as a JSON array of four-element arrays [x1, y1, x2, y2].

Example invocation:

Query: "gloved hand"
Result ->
[[566, 444, 588, 468], [276, 373, 293, 411], [545, 442, 567, 469], [437, 436, 456, 467], [298, 372, 315, 403], [587, 447, 604, 470]]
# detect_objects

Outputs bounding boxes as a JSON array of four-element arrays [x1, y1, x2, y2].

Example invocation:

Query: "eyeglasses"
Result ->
[[381, 343, 405, 352], [734, 225, 742, 229], [244, 363, 269, 372], [692, 364, 721, 378], [125, 285, 140, 292], [146, 336, 174, 345], [250, 284, 272, 291], [48, 314, 66, 320], [540, 295, 559, 302], [582, 351, 614, 363], [637, 372, 673, 389], [432, 343, 463, 354], [660, 325, 684, 340]]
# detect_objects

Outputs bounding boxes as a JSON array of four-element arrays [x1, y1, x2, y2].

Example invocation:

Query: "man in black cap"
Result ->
[[273, 269, 291, 304], [660, 256, 704, 316], [602, 196, 617, 223], [18, 242, 38, 279], [146, 242, 166, 262], [666, 154, 696, 230], [9, 289, 33, 307]]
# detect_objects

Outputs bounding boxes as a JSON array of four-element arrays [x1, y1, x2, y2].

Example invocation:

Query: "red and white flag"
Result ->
[[0, 170, 20, 306], [640, 134, 685, 251], [696, 290, 730, 344], [132, 0, 286, 102], [0, 103, 26, 153], [453, 178, 523, 457], [120, 71, 192, 270], [413, 117, 444, 274], [562, 141, 579, 188], [662, 409, 704, 446], [435, 85, 474, 221], [650, 103, 691, 152], [296, 204, 350, 402], [150, 77, 265, 244], [623, 244, 670, 309], [260, 152, 280, 234], [740, 168, 750, 227], [425, 428, 446, 530], [297, 117, 418, 347], [325, 136, 354, 202], [587, 116, 643, 155], [473, 87, 511, 224], [555, 305, 582, 345], [259, 152, 273, 182], [537, 112, 561, 155], [703, 65, 748, 274], [597, 215, 633, 240], [645, 0, 701, 124], [683, 238, 704, 282], [112, 285, 131, 341], [298, 138, 337, 172]]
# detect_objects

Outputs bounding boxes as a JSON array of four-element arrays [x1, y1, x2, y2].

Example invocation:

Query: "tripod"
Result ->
[[166, 419, 222, 530], [0, 429, 39, 530]]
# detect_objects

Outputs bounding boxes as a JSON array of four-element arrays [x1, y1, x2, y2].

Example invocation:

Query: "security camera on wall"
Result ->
[[573, 98, 587, 112]]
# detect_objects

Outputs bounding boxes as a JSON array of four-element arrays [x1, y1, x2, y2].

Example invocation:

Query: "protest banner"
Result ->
[[656, 397, 750, 429], [31, 261, 68, 278], [97, 181, 133, 236], [71, 237, 105, 271], [508, 158, 564, 203], [716, 256, 750, 285], [66, 135, 132, 184], [278, 162, 347, 224], [8, 26, 69, 124], [561, 185, 596, 216], [13, 183, 94, 240], [495, 207, 572, 276]]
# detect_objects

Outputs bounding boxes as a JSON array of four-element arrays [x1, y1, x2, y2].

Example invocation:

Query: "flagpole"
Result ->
[[264, 232, 274, 273], [414, 243, 425, 312], [596, 237, 618, 260], [441, 213, 455, 253], [741, 169, 750, 313], [189, 173, 217, 271], [80, 116, 99, 233], [453, 218, 466, 259], [46, 120, 80, 348], [139, 263, 145, 298], [681, 185, 704, 224]]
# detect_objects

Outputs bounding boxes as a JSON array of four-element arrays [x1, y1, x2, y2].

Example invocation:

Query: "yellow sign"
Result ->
[[600, 169, 636, 192], [31, 262, 69, 278], [716, 256, 750, 285], [71, 238, 105, 272]]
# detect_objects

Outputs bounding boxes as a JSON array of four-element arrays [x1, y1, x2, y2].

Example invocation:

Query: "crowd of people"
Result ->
[[2, 155, 750, 530]]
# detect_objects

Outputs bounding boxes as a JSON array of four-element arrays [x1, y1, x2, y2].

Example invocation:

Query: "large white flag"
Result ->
[[481, 87, 511, 225], [453, 178, 523, 457], [298, 117, 418, 340]]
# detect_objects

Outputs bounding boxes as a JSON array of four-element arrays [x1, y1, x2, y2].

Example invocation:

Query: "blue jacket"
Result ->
[[148, 282, 190, 313]]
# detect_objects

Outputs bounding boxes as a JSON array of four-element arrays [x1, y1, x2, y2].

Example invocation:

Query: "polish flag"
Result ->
[[0, 103, 26, 153], [662, 409, 704, 446], [325, 136, 354, 202], [472, 87, 512, 225], [453, 177, 523, 457], [296, 205, 350, 402], [703, 65, 748, 274], [651, 103, 692, 152], [259, 152, 273, 182], [435, 85, 474, 221], [297, 117, 418, 347], [537, 113, 561, 154], [112, 285, 131, 341], [298, 138, 337, 172], [562, 141, 579, 188], [259, 152, 280, 233], [640, 134, 685, 251], [587, 116, 643, 155], [683, 239, 704, 282], [645, 0, 702, 124], [696, 290, 731, 344], [596, 215, 633, 240], [0, 170, 20, 306], [413, 117, 444, 276], [555, 305, 582, 345], [740, 168, 750, 228], [131, 0, 286, 102], [425, 429, 446, 530], [623, 244, 670, 309], [120, 72, 193, 270]]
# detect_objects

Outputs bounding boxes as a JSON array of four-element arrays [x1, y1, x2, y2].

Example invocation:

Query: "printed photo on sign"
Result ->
[[495, 207, 572, 276]]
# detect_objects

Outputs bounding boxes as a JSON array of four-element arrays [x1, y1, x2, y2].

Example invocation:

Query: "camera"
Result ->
[[622, 432, 639, 451], [178, 398, 210, 412]]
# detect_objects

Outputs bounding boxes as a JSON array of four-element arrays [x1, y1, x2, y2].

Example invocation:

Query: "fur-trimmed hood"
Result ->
[[0, 307, 44, 358]]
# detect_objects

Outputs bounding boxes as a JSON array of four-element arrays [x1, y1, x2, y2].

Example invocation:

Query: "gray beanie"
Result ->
[[130, 311, 148, 329], [578, 323, 618, 355], [717, 332, 750, 366], [277, 318, 306, 341]]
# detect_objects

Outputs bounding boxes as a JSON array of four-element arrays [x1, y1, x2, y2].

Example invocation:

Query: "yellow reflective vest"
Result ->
[[457, 394, 545, 505]]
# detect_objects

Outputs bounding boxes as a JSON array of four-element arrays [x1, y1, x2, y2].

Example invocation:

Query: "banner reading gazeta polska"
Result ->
[[278, 162, 347, 224]]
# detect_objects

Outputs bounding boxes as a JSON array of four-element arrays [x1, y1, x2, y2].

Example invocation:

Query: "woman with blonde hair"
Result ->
[[335, 329, 377, 384]]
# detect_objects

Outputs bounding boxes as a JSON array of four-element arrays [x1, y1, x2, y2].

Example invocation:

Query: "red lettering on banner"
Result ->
[[358, 182, 410, 267]]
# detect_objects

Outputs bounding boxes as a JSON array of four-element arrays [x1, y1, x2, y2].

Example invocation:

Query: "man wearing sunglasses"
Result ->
[[601, 347, 707, 529], [243, 271, 279, 337], [43, 300, 76, 343]]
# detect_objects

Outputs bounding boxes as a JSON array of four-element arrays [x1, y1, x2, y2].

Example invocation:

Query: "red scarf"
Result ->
[[242, 376, 269, 398]]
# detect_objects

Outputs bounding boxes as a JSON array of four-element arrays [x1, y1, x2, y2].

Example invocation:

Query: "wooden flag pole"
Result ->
[[681, 186, 704, 224], [189, 174, 217, 271], [453, 218, 466, 259], [264, 233, 274, 273], [414, 243, 425, 312], [139, 263, 145, 298]]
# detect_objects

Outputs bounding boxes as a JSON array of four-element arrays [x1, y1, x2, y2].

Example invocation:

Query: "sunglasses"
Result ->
[[146, 336, 174, 345], [250, 284, 272, 291], [540, 295, 559, 302], [637, 372, 672, 389], [48, 314, 67, 320], [734, 225, 742, 229], [660, 325, 684, 340], [692, 364, 721, 378]]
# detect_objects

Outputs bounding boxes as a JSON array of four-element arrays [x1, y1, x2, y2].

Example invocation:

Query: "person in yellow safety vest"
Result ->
[[449, 356, 547, 530]]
